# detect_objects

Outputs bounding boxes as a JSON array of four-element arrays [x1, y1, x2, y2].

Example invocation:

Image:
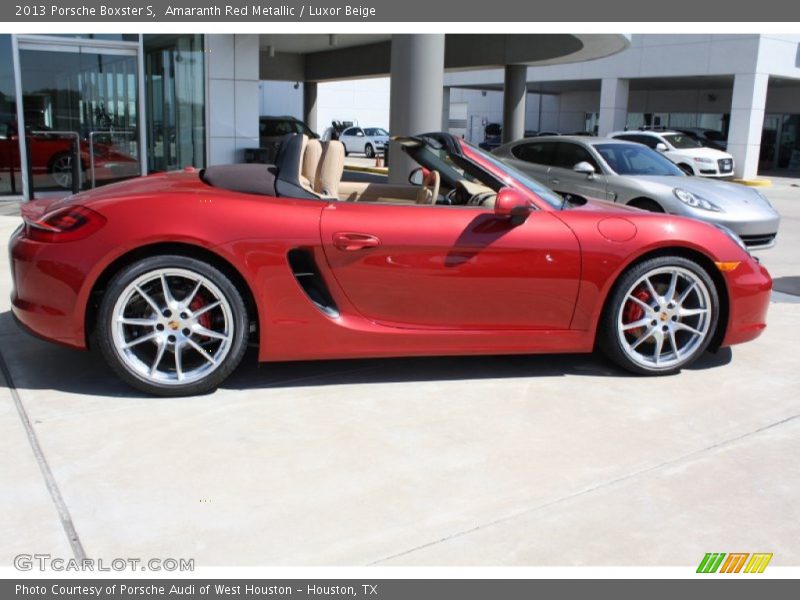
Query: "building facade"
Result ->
[[444, 34, 800, 178], [1, 32, 633, 200], [0, 33, 261, 200]]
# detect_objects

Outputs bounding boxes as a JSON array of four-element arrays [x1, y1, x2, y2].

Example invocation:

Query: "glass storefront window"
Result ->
[[0, 35, 19, 195], [18, 43, 141, 194], [48, 34, 139, 43], [144, 34, 205, 173], [779, 114, 800, 170]]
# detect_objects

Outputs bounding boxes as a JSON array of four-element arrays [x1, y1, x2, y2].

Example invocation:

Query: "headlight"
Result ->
[[673, 188, 721, 212], [715, 224, 749, 254]]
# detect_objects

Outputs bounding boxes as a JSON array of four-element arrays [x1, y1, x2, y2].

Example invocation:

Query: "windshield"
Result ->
[[663, 133, 703, 149], [595, 143, 685, 176], [461, 141, 566, 209], [364, 128, 388, 136]]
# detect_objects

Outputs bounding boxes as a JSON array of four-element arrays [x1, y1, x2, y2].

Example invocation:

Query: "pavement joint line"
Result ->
[[0, 347, 87, 561], [368, 412, 800, 565]]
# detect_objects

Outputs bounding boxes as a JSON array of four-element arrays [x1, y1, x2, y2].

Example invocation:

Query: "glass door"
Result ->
[[144, 34, 205, 173], [17, 39, 141, 195]]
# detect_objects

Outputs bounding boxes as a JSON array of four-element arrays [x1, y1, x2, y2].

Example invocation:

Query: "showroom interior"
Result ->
[[1, 33, 799, 202]]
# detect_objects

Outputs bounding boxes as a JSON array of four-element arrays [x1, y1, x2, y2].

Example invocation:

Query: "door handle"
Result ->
[[550, 178, 560, 185], [332, 232, 381, 251]]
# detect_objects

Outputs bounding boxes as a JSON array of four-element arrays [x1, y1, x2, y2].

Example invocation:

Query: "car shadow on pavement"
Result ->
[[773, 276, 800, 297], [0, 311, 732, 398]]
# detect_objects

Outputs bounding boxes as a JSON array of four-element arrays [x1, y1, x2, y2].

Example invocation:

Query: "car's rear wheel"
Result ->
[[364, 143, 375, 158], [599, 256, 719, 375], [49, 152, 78, 189], [97, 255, 249, 396]]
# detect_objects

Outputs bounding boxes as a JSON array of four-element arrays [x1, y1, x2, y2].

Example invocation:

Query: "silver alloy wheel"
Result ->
[[110, 268, 234, 386], [50, 154, 74, 189], [616, 266, 712, 370]]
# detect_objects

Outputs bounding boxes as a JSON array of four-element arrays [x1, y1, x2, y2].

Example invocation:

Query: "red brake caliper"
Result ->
[[623, 287, 651, 336], [189, 295, 212, 337]]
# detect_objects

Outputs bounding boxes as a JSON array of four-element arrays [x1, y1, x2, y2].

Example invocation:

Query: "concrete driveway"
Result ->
[[1, 180, 798, 567]]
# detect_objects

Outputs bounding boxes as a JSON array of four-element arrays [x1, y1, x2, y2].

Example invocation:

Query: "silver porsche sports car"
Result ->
[[493, 136, 780, 249]]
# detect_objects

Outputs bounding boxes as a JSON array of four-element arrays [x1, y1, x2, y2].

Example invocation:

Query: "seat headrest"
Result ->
[[303, 138, 323, 188], [315, 141, 345, 198]]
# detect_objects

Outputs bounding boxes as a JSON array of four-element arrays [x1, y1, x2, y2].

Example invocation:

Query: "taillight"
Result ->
[[25, 205, 106, 243]]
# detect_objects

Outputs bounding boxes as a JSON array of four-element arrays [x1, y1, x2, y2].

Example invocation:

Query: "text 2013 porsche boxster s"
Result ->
[[9, 133, 772, 396]]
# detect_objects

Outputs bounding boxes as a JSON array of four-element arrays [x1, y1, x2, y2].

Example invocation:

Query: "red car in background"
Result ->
[[0, 116, 139, 191], [9, 132, 771, 396]]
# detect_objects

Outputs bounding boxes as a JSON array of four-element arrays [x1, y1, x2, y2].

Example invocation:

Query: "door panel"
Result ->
[[548, 166, 608, 202], [549, 142, 607, 201], [320, 202, 581, 330]]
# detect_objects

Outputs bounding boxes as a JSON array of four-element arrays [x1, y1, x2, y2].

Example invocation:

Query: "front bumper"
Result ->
[[720, 256, 772, 347], [677, 207, 780, 250]]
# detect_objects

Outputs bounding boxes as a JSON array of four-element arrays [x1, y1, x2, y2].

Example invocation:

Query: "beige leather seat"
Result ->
[[301, 138, 323, 189], [314, 140, 345, 198]]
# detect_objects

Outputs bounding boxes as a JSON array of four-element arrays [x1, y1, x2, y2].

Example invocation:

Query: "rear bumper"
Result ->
[[720, 257, 772, 347], [9, 225, 86, 349]]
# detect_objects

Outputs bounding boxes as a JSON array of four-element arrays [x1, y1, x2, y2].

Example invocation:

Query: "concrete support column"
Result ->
[[442, 86, 451, 132], [502, 65, 527, 143], [388, 34, 445, 184], [206, 34, 260, 165], [727, 73, 769, 179], [303, 81, 318, 133], [598, 78, 629, 137]]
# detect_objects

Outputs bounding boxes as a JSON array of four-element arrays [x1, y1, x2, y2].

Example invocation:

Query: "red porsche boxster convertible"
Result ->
[[9, 133, 772, 396]]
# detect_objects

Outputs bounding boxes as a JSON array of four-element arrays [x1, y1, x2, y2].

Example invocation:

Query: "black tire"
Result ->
[[628, 198, 664, 213], [344, 147, 349, 157], [96, 255, 249, 396], [364, 143, 375, 158], [678, 163, 694, 176], [598, 255, 719, 376]]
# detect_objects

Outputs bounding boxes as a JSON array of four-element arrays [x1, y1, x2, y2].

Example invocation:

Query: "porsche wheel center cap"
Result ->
[[167, 321, 180, 331]]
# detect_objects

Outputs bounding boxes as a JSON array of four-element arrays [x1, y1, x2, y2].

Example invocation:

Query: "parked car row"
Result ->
[[259, 116, 389, 161], [609, 130, 735, 178]]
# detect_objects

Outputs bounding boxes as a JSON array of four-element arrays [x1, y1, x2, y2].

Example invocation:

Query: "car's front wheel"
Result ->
[[599, 256, 719, 375], [97, 255, 249, 396], [364, 143, 375, 158]]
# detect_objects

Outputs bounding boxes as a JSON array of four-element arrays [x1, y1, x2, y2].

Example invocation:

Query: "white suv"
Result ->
[[609, 130, 734, 178]]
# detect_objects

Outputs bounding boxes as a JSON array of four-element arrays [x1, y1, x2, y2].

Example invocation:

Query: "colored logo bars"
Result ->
[[696, 553, 773, 573]]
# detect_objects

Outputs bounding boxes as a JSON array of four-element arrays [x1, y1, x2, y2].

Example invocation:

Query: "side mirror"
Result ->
[[655, 142, 668, 152], [573, 161, 596, 177], [494, 187, 531, 226], [409, 167, 424, 186]]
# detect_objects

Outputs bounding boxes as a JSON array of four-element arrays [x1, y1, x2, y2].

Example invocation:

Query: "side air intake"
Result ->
[[287, 249, 340, 318]]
